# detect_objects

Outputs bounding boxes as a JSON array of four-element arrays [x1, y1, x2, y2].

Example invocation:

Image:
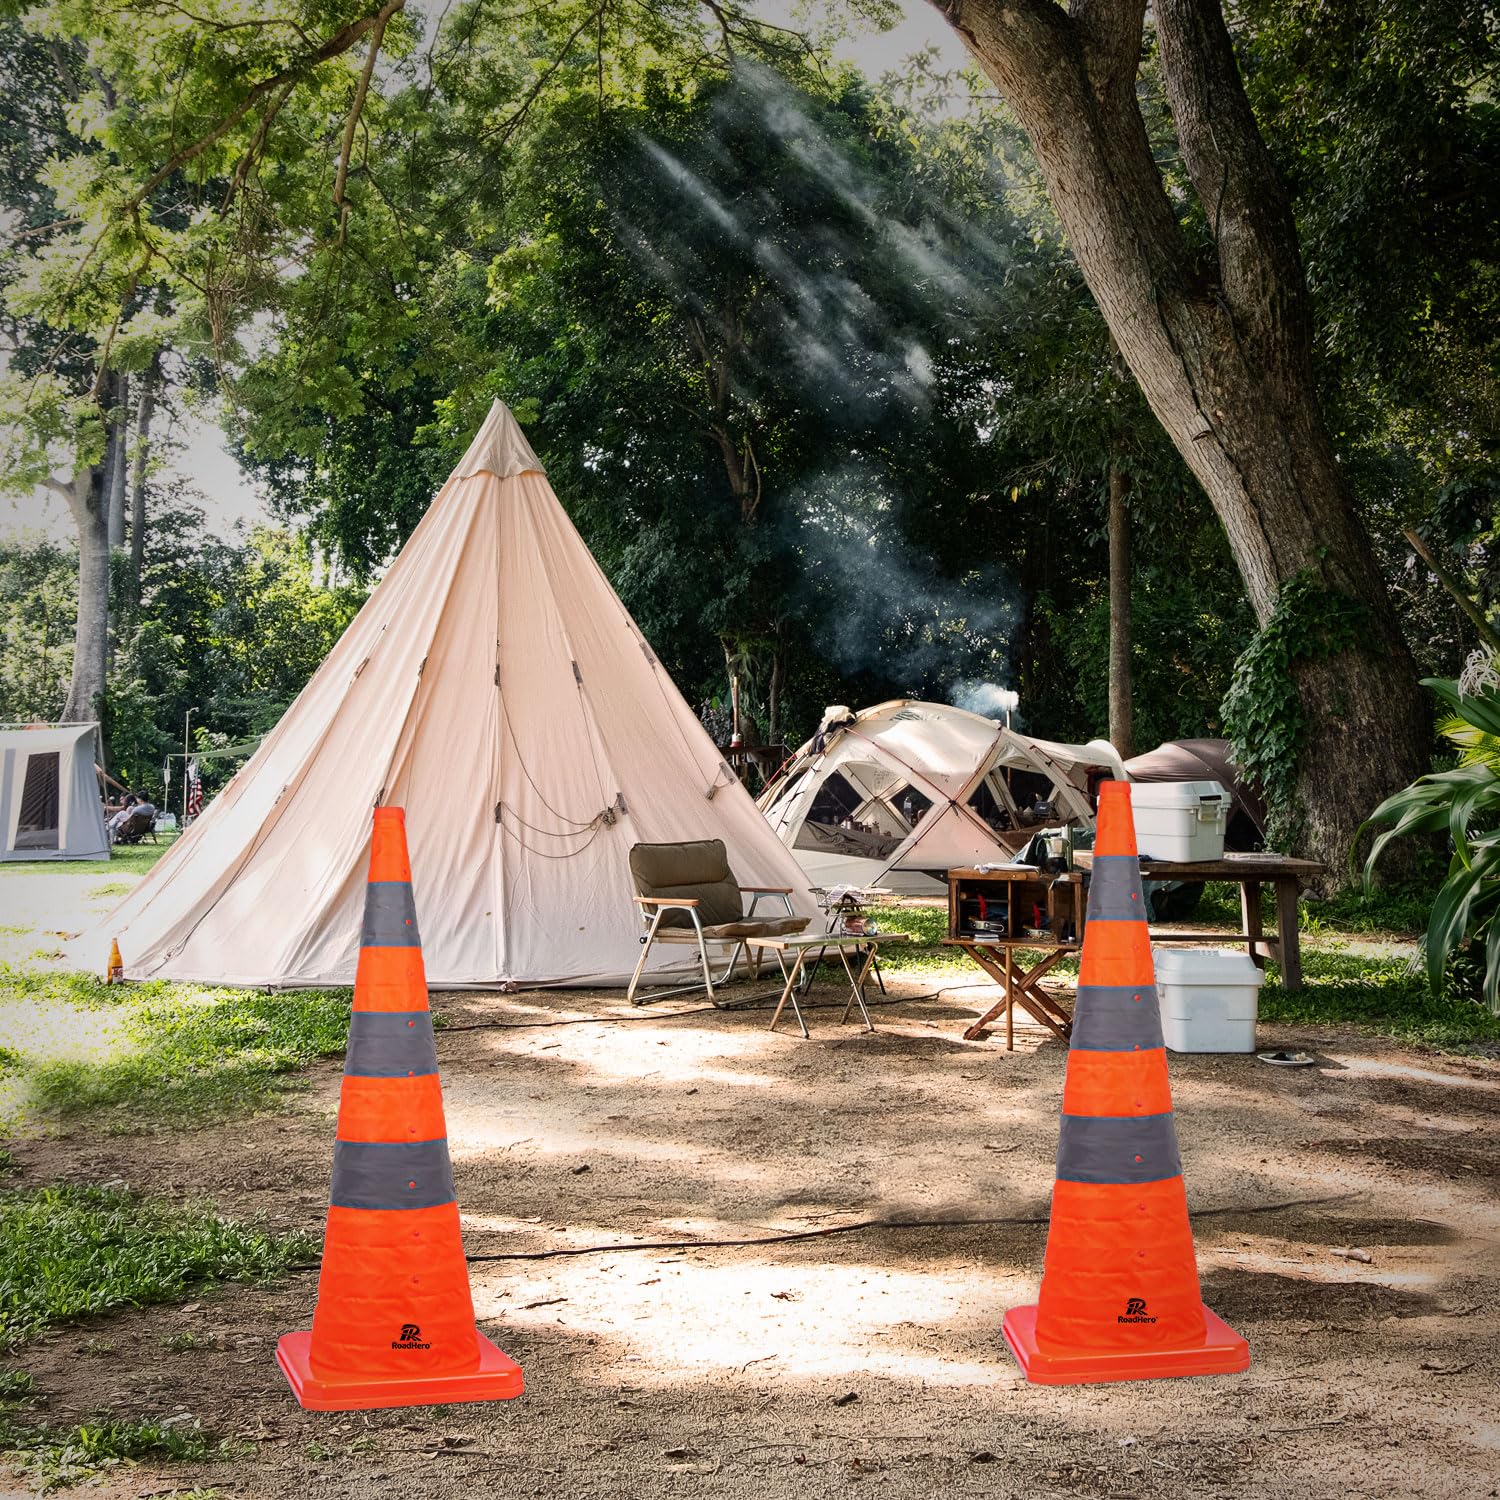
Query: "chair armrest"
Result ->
[[633, 895, 700, 907], [738, 885, 793, 894]]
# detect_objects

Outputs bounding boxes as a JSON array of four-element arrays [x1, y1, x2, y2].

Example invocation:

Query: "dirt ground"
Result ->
[[8, 962, 1500, 1500]]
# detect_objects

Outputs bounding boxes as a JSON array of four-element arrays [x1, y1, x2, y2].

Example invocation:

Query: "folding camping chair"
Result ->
[[110, 805, 158, 846], [627, 839, 809, 1005]]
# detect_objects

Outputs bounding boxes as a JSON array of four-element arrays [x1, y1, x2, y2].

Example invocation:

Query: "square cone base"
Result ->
[[1003, 1304, 1248, 1386], [276, 1330, 524, 1412]]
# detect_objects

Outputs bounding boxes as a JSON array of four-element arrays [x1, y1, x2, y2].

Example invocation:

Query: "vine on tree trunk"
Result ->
[[1222, 570, 1368, 847]]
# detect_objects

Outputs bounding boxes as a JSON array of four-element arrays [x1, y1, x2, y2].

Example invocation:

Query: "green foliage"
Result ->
[[1221, 570, 1367, 841], [0, 541, 75, 723], [1360, 676, 1500, 1012], [0, 1411, 220, 1491], [0, 1183, 315, 1349], [0, 514, 362, 800], [1237, 0, 1500, 677], [0, 964, 352, 1125], [1044, 569, 1254, 747]]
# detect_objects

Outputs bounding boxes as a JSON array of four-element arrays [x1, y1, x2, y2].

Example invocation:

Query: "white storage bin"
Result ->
[[1129, 780, 1230, 862], [1153, 946, 1264, 1053]]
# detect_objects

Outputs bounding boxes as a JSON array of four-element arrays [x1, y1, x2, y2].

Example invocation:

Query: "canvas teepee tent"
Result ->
[[759, 700, 1123, 895], [95, 401, 816, 988]]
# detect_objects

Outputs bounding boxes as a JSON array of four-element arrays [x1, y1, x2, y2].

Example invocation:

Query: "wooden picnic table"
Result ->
[[1072, 849, 1325, 991]]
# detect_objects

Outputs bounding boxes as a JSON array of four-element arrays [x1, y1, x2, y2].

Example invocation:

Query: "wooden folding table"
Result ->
[[942, 936, 1076, 1047]]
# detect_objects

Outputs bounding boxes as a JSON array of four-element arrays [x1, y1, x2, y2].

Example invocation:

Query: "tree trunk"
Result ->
[[1107, 456, 1133, 759], [105, 371, 129, 549], [129, 353, 160, 605], [767, 630, 785, 753], [935, 0, 1428, 880], [61, 463, 110, 727]]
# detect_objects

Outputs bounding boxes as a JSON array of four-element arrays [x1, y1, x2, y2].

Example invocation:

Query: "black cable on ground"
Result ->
[[433, 985, 979, 1032], [285, 1193, 1352, 1273]]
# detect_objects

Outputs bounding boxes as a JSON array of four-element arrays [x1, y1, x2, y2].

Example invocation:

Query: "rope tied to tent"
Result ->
[[494, 792, 627, 859]]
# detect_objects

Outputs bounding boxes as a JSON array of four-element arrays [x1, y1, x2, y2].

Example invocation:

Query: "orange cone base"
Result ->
[[275, 1331, 523, 1412], [1003, 1304, 1248, 1386]]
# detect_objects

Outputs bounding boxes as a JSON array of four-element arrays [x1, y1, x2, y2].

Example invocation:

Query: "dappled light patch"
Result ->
[[473, 1254, 1022, 1388]]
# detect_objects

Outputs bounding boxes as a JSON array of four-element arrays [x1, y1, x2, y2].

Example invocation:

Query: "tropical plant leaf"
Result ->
[[1424, 843, 1500, 994], [1422, 678, 1500, 740]]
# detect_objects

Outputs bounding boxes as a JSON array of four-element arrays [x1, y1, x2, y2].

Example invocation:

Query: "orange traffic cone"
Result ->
[[1003, 780, 1249, 1385], [106, 939, 124, 984], [276, 807, 523, 1411]]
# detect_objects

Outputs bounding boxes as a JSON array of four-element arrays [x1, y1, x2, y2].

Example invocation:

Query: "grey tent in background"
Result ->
[[0, 723, 109, 861]]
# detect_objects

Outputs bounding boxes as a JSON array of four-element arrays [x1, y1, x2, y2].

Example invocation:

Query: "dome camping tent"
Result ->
[[758, 700, 1124, 895], [88, 401, 816, 989], [0, 723, 108, 862], [1124, 737, 1266, 850]]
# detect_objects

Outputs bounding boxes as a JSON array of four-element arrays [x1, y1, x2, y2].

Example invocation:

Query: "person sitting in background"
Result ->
[[107, 793, 139, 836]]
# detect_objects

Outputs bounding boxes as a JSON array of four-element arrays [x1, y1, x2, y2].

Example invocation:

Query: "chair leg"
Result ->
[[697, 930, 716, 1004], [627, 935, 655, 1005]]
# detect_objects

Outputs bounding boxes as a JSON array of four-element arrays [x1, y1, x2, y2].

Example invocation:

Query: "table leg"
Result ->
[[768, 951, 811, 1038], [1004, 947, 1014, 1052], [1241, 881, 1264, 967], [1276, 878, 1303, 992], [1010, 951, 1073, 1042], [837, 945, 875, 1033]]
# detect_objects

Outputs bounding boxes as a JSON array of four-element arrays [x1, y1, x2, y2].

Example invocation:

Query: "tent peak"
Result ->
[[453, 398, 546, 480]]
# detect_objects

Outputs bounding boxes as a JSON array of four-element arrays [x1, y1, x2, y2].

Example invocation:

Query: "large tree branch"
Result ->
[[131, 1, 406, 207], [1153, 0, 1311, 380], [1068, 0, 1145, 102], [332, 0, 404, 231]]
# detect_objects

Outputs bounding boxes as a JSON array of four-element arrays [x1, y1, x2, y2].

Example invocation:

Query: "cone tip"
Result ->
[[374, 806, 406, 823], [1098, 778, 1132, 802]]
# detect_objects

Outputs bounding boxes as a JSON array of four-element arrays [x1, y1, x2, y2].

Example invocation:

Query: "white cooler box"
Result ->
[[1130, 780, 1230, 862], [1152, 946, 1264, 1053]]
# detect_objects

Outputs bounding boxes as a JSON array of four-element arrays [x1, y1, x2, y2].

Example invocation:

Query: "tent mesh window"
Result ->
[[890, 784, 932, 829], [968, 778, 1013, 832], [15, 751, 61, 850], [802, 770, 863, 830], [794, 769, 904, 861]]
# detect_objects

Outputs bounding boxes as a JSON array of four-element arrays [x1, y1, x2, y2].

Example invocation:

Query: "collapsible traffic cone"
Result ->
[[106, 939, 124, 984], [1003, 780, 1248, 1385], [276, 807, 523, 1411]]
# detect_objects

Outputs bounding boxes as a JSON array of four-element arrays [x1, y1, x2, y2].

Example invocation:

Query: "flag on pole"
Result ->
[[186, 759, 204, 819]]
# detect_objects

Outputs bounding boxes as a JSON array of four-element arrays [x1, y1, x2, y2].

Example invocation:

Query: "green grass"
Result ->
[[1197, 879, 1432, 937], [1260, 946, 1500, 1050], [0, 838, 177, 879], [0, 1184, 316, 1350], [161, 1330, 216, 1353], [0, 966, 351, 1125], [0, 1412, 222, 1491]]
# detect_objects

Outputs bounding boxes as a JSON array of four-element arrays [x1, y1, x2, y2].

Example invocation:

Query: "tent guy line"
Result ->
[[429, 984, 973, 1032]]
